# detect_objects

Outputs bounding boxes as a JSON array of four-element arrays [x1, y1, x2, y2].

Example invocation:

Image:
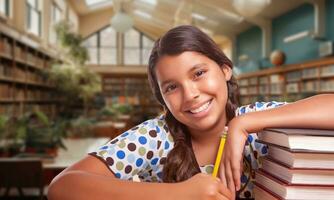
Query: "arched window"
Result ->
[[82, 27, 153, 66], [124, 28, 154, 65], [83, 26, 117, 65]]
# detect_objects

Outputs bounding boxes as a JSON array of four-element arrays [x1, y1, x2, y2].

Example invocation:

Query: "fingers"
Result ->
[[217, 193, 232, 200], [231, 158, 242, 191], [225, 161, 236, 198], [219, 163, 227, 187], [217, 182, 233, 200]]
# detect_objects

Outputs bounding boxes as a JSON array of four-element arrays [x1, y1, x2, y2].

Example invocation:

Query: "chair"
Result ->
[[0, 158, 44, 200]]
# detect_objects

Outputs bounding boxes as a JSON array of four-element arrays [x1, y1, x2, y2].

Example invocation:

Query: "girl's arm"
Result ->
[[48, 155, 232, 200], [221, 94, 334, 192]]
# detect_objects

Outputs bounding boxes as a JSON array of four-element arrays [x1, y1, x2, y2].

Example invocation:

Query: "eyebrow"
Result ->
[[159, 63, 208, 88]]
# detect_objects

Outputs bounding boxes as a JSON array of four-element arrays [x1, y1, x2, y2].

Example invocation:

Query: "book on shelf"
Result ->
[[267, 145, 334, 169], [255, 170, 334, 200], [261, 157, 334, 185], [257, 128, 334, 152]]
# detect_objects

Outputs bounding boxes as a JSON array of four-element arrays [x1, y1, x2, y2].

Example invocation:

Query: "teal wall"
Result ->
[[272, 4, 319, 65], [326, 0, 334, 40], [236, 0, 334, 73], [236, 26, 262, 73]]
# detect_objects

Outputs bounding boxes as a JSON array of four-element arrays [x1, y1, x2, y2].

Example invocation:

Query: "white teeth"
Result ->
[[189, 101, 210, 114]]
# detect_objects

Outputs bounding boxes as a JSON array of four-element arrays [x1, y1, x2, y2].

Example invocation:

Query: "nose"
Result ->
[[183, 81, 200, 101]]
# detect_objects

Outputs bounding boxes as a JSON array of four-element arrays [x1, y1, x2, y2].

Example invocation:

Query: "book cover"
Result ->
[[255, 170, 334, 200], [257, 128, 334, 152], [266, 144, 334, 169], [254, 183, 283, 200], [261, 157, 334, 185]]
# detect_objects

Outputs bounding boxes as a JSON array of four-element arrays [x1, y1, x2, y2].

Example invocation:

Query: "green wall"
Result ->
[[236, 26, 262, 73], [326, 0, 334, 40], [272, 4, 320, 65], [236, 1, 334, 73]]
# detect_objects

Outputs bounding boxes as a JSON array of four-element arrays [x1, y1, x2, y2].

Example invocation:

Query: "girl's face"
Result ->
[[155, 51, 232, 133]]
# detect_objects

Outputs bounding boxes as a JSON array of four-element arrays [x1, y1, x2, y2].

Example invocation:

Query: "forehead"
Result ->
[[155, 51, 217, 81]]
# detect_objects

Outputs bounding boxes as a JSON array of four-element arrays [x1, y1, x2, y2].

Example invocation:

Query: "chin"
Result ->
[[189, 117, 218, 131]]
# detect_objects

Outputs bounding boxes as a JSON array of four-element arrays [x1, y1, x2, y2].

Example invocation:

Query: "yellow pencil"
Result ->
[[212, 133, 227, 178]]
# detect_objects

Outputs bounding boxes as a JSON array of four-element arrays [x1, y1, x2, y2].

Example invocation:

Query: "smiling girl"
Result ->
[[48, 25, 334, 200]]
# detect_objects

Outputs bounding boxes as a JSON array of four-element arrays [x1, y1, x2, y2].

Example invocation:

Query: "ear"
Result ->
[[221, 64, 232, 81]]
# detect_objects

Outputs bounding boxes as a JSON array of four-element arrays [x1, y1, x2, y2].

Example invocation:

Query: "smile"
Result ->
[[188, 99, 212, 114]]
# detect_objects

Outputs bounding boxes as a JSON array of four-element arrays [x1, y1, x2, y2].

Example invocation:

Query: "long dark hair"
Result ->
[[147, 25, 239, 182]]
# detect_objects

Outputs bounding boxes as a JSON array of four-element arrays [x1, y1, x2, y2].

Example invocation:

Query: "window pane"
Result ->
[[28, 9, 40, 36], [50, 4, 62, 44], [124, 49, 140, 65], [54, 6, 61, 22], [124, 29, 140, 47], [0, 0, 7, 16], [82, 34, 98, 47], [86, 48, 98, 64], [27, 0, 37, 8], [100, 27, 116, 47], [141, 48, 151, 65], [142, 35, 153, 48], [100, 47, 117, 64]]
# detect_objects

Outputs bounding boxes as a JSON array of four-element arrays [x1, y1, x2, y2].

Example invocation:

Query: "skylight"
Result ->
[[140, 0, 157, 6], [85, 0, 111, 7]]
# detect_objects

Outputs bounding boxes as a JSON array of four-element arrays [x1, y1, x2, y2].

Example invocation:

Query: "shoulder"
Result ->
[[236, 101, 288, 116], [117, 115, 173, 146]]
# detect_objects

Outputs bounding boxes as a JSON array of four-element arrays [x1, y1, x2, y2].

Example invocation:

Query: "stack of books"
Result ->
[[254, 128, 334, 200]]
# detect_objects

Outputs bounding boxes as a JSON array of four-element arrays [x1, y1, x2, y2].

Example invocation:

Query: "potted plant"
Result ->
[[112, 103, 133, 120], [0, 114, 28, 157], [67, 116, 96, 138], [24, 110, 67, 157], [49, 21, 101, 118]]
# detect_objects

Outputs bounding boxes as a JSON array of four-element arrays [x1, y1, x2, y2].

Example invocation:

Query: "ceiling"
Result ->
[[69, 0, 307, 44]]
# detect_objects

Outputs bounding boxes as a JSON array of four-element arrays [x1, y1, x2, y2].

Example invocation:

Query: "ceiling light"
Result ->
[[232, 0, 271, 17], [110, 12, 134, 33]]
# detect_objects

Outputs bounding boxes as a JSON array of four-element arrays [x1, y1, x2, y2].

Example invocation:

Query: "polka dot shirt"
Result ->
[[89, 101, 286, 198]]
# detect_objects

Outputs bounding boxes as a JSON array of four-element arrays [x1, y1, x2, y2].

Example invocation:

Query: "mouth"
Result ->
[[186, 99, 213, 114]]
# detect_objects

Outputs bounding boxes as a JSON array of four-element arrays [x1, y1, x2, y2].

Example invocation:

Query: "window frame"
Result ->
[[0, 0, 10, 18], [124, 29, 154, 65], [83, 26, 154, 66], [49, 1, 62, 44], [26, 0, 41, 36]]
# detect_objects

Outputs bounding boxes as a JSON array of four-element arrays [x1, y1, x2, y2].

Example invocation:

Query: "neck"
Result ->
[[190, 116, 227, 146]]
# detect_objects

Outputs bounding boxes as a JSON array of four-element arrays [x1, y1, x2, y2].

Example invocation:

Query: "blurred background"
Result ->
[[0, 0, 334, 199]]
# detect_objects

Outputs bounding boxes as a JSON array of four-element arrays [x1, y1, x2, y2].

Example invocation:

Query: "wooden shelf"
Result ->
[[0, 24, 58, 117], [237, 57, 334, 104], [102, 75, 162, 118]]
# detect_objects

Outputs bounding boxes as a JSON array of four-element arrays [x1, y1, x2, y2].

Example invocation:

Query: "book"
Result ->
[[261, 157, 334, 185], [254, 183, 282, 200], [255, 170, 334, 200], [257, 128, 334, 152], [267, 145, 334, 169]]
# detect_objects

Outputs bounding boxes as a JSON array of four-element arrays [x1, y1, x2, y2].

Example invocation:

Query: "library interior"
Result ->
[[0, 0, 334, 200]]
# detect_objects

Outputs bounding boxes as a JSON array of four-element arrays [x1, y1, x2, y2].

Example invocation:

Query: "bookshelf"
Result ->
[[237, 57, 334, 105], [0, 24, 58, 117], [102, 74, 162, 118]]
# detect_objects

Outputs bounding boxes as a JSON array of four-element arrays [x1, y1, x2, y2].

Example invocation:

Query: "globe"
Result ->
[[270, 50, 285, 66]]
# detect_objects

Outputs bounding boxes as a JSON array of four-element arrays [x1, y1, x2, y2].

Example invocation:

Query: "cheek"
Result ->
[[205, 75, 227, 91], [162, 94, 180, 112]]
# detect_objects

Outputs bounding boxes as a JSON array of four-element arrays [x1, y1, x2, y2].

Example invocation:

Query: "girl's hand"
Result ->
[[178, 173, 232, 200], [219, 117, 248, 196]]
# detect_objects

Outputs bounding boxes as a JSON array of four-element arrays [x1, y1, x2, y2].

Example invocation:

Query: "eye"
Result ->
[[164, 84, 177, 93], [194, 69, 206, 78]]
